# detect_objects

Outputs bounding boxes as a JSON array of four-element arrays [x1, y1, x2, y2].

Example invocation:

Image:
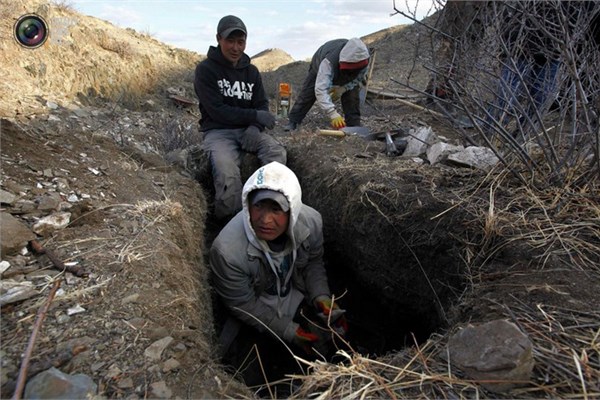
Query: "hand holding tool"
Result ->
[[291, 324, 319, 353], [330, 112, 346, 129]]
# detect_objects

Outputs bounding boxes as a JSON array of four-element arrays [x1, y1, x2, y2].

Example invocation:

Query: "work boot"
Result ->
[[284, 121, 297, 132]]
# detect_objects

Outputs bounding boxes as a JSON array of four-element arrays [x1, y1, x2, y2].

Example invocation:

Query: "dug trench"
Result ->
[[194, 131, 472, 384]]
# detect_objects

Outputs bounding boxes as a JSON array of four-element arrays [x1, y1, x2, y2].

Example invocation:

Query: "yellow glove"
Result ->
[[328, 86, 346, 102], [330, 112, 346, 129]]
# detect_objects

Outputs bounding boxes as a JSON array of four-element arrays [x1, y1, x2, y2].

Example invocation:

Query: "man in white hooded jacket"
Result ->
[[284, 38, 370, 131], [210, 161, 346, 383]]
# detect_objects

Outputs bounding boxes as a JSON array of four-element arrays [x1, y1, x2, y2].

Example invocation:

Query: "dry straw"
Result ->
[[281, 303, 599, 399]]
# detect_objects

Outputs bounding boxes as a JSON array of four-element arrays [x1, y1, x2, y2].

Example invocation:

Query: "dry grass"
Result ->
[[50, 0, 74, 13], [277, 131, 600, 399], [282, 304, 599, 399], [455, 169, 600, 273], [97, 32, 134, 59]]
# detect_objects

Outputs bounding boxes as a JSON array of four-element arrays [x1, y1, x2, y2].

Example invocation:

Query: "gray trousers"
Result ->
[[203, 128, 287, 220]]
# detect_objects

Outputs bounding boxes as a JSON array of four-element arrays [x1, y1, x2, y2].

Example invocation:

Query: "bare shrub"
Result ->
[[159, 114, 202, 153], [50, 0, 74, 13], [398, 0, 600, 187]]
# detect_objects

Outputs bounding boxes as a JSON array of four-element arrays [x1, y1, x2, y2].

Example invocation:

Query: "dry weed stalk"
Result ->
[[507, 303, 600, 398], [285, 302, 599, 399], [115, 199, 183, 263], [457, 167, 600, 272]]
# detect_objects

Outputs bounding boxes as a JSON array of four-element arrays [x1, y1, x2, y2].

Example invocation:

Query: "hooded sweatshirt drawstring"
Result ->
[[264, 249, 297, 318]]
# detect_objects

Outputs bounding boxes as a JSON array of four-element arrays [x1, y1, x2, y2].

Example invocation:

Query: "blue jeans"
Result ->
[[488, 57, 560, 135]]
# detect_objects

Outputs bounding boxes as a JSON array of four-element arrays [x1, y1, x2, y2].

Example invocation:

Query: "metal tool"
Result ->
[[318, 126, 406, 142], [384, 131, 399, 156], [318, 126, 370, 138]]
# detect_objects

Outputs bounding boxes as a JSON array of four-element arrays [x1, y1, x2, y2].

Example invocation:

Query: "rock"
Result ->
[[0, 261, 10, 275], [165, 148, 189, 170], [2, 181, 29, 195], [0, 189, 17, 205], [144, 336, 173, 361], [24, 367, 97, 399], [447, 319, 534, 393], [150, 381, 172, 399], [162, 358, 180, 372], [32, 212, 71, 236], [122, 293, 140, 304], [427, 142, 465, 165], [0, 213, 35, 257], [447, 146, 500, 171], [105, 364, 122, 379], [73, 108, 90, 118], [403, 126, 437, 157], [36, 193, 62, 211], [0, 280, 38, 306], [117, 377, 134, 389], [12, 199, 37, 214], [67, 304, 86, 315], [146, 326, 169, 340]]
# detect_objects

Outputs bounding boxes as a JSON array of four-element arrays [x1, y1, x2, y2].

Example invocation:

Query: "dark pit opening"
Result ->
[[323, 247, 448, 356]]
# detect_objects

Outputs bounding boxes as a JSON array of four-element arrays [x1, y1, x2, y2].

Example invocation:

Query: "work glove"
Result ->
[[256, 110, 276, 129], [314, 295, 349, 336], [328, 85, 346, 102], [330, 112, 346, 130], [285, 322, 319, 354]]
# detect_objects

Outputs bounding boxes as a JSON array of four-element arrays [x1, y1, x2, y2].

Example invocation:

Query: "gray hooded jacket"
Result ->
[[314, 38, 370, 118], [210, 162, 331, 342]]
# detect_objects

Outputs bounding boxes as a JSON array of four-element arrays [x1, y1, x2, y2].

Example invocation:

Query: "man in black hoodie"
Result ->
[[194, 15, 286, 222]]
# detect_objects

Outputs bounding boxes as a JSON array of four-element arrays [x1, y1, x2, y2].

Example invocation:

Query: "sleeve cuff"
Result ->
[[283, 322, 299, 342]]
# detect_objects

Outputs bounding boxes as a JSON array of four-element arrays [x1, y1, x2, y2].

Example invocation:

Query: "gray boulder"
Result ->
[[24, 367, 97, 399], [447, 319, 534, 393]]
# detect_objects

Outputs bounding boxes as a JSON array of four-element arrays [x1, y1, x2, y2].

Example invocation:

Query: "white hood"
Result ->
[[339, 37, 369, 63], [242, 161, 302, 251]]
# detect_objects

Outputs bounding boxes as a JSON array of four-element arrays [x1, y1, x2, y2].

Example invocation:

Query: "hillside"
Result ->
[[0, 0, 201, 117], [251, 48, 294, 72], [1, 1, 599, 399]]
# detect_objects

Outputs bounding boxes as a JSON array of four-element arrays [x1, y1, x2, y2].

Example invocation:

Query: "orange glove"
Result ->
[[330, 112, 346, 130], [315, 296, 349, 336], [293, 326, 319, 353]]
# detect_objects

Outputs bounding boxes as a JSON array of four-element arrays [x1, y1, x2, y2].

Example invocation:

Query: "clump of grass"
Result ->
[[51, 0, 75, 13], [97, 32, 133, 59]]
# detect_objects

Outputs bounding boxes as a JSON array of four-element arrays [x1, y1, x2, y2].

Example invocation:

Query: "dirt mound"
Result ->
[[252, 48, 295, 72]]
